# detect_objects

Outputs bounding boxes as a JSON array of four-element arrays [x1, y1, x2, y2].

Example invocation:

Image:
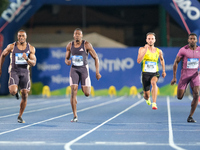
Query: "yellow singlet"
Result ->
[[141, 48, 160, 73]]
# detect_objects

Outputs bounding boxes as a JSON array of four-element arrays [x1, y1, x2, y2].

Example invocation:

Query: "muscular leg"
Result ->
[[189, 86, 199, 117], [143, 90, 150, 100], [81, 86, 91, 97], [70, 85, 78, 118], [18, 89, 29, 118], [177, 89, 185, 100], [9, 85, 18, 96], [151, 76, 158, 103]]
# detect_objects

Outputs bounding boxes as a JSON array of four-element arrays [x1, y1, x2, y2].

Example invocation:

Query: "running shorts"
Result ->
[[8, 70, 31, 90], [178, 69, 199, 90], [142, 72, 160, 91], [69, 65, 91, 86]]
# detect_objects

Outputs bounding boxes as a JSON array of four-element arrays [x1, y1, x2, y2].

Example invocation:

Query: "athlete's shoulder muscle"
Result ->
[[66, 42, 72, 51]]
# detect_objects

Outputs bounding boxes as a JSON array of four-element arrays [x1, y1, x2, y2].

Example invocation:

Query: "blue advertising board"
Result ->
[[32, 47, 181, 95]]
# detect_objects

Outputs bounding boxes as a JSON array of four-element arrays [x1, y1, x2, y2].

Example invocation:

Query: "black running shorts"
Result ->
[[69, 65, 91, 86], [142, 72, 160, 91], [8, 70, 31, 90]]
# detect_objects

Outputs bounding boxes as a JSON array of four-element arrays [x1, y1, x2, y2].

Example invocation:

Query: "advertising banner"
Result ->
[[161, 0, 200, 45], [32, 47, 181, 96]]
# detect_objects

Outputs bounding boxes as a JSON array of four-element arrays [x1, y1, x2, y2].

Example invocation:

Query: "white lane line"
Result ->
[[0, 96, 125, 136], [0, 104, 69, 119], [167, 96, 185, 150], [0, 98, 68, 110], [76, 142, 200, 146], [0, 97, 102, 119], [0, 141, 200, 146], [0, 96, 102, 110], [64, 99, 144, 150], [0, 141, 46, 145], [188, 95, 192, 101], [95, 142, 146, 145]]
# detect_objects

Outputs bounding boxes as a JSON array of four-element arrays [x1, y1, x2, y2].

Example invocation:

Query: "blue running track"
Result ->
[[0, 95, 200, 150]]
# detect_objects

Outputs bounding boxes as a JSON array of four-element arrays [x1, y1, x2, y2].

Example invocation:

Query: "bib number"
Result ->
[[15, 53, 28, 64], [187, 58, 199, 69], [72, 55, 83, 66], [144, 61, 156, 73]]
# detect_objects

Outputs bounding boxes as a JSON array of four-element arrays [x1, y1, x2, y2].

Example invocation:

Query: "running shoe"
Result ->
[[17, 116, 25, 123], [187, 116, 196, 123], [15, 91, 20, 100], [71, 117, 78, 122], [152, 103, 157, 110], [146, 99, 151, 105]]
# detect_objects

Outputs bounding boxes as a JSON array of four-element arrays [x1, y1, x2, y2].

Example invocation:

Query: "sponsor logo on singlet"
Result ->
[[79, 48, 84, 51]]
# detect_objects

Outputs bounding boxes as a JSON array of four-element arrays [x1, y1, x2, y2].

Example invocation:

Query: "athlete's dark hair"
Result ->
[[74, 28, 82, 33], [146, 32, 156, 38], [188, 33, 197, 38], [18, 29, 26, 34]]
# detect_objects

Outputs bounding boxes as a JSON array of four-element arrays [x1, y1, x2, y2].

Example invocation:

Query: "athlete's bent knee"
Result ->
[[84, 92, 90, 97], [177, 95, 183, 100], [9, 85, 18, 96], [151, 81, 157, 87], [193, 91, 199, 100], [71, 86, 78, 96], [9, 89, 17, 96], [9, 90, 17, 96], [21, 90, 28, 100]]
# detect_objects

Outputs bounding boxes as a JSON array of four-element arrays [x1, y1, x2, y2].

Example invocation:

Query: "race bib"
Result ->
[[144, 61, 156, 73], [15, 53, 28, 64], [72, 55, 83, 66], [187, 58, 199, 69]]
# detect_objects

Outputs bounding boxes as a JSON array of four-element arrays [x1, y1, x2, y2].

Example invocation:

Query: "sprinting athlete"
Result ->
[[65, 28, 101, 122], [171, 33, 200, 123], [137, 32, 166, 110], [0, 29, 36, 123]]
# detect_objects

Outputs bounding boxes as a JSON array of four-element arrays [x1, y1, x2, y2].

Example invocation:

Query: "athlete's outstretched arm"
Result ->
[[23, 45, 36, 67], [85, 42, 101, 80], [171, 56, 181, 85], [159, 50, 166, 78], [137, 44, 148, 64], [0, 44, 13, 76], [65, 42, 71, 66]]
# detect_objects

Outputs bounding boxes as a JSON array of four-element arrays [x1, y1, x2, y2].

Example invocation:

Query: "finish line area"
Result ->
[[0, 95, 200, 150]]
